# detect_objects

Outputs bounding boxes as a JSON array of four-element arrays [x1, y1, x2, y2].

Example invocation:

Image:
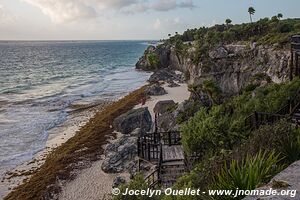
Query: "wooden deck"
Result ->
[[162, 145, 184, 161]]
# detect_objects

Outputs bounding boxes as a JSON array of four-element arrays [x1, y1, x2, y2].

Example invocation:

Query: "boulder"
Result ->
[[145, 84, 167, 96], [113, 176, 126, 188], [153, 100, 176, 115], [168, 81, 180, 88], [102, 135, 138, 173], [148, 69, 181, 83], [113, 108, 152, 134], [243, 160, 300, 200], [209, 46, 228, 59], [135, 46, 157, 71]]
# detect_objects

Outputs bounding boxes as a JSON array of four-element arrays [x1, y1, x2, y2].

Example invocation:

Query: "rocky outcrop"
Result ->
[[136, 45, 171, 71], [113, 108, 152, 134], [148, 69, 182, 83], [101, 129, 140, 173], [244, 160, 300, 199], [153, 100, 176, 115], [155, 100, 201, 132], [136, 43, 290, 96], [145, 84, 167, 96]]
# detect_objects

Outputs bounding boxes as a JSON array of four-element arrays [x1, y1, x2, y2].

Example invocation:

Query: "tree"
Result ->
[[225, 19, 232, 26], [168, 33, 171, 37], [277, 13, 283, 20], [248, 7, 256, 23], [175, 32, 179, 35]]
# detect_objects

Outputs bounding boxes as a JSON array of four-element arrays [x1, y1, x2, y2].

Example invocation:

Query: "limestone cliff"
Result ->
[[136, 43, 291, 95]]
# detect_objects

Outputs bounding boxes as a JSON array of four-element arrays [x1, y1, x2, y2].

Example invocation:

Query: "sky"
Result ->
[[0, 0, 299, 40]]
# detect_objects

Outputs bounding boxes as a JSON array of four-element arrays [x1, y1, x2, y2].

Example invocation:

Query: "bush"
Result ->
[[113, 174, 160, 200], [243, 120, 300, 164], [147, 53, 160, 69], [181, 107, 234, 156], [211, 151, 284, 200]]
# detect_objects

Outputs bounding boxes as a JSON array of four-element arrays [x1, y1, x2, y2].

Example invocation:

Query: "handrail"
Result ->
[[245, 88, 300, 130]]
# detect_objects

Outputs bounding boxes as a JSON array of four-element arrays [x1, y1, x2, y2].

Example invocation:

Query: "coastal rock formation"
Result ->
[[145, 84, 167, 96], [209, 46, 228, 59], [113, 108, 152, 134], [244, 160, 300, 199], [148, 69, 181, 83], [156, 100, 201, 132], [153, 100, 176, 115], [102, 131, 139, 173], [136, 43, 290, 96]]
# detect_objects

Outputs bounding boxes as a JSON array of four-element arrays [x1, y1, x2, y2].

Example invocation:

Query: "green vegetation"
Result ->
[[183, 78, 300, 156], [147, 53, 160, 70], [165, 17, 300, 65], [212, 151, 283, 200], [225, 19, 232, 26], [172, 120, 300, 200], [188, 79, 222, 106], [113, 174, 160, 200], [248, 7, 256, 23]]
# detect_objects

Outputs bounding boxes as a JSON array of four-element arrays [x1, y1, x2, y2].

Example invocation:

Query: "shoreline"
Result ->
[[3, 86, 147, 200], [2, 81, 190, 200], [0, 100, 111, 198]]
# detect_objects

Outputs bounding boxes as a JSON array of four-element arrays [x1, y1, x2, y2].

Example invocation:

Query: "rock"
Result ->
[[148, 69, 181, 83], [135, 46, 157, 71], [209, 46, 228, 59], [153, 100, 176, 115], [145, 84, 167, 96], [113, 108, 152, 134], [243, 160, 300, 199], [113, 176, 126, 188], [102, 134, 138, 173], [167, 81, 180, 88]]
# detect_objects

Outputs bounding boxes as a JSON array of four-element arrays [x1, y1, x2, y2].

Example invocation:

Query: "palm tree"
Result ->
[[188, 84, 201, 100], [200, 80, 221, 105], [248, 7, 256, 23], [225, 19, 232, 26], [277, 13, 283, 20]]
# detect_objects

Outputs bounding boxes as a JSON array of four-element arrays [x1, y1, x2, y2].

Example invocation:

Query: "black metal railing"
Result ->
[[245, 87, 300, 130], [160, 131, 182, 146], [137, 138, 160, 162]]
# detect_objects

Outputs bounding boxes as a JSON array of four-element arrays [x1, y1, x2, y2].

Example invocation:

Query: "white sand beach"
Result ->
[[58, 83, 190, 200]]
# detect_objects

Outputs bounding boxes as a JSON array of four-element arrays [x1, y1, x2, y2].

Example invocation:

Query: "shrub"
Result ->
[[243, 120, 300, 164], [113, 174, 160, 200], [147, 53, 160, 69], [211, 151, 284, 200]]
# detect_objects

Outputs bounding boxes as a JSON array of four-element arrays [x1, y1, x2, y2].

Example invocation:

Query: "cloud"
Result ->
[[152, 17, 186, 31], [121, 0, 195, 14], [22, 0, 97, 23], [153, 18, 161, 30], [22, 0, 196, 23], [0, 5, 15, 24]]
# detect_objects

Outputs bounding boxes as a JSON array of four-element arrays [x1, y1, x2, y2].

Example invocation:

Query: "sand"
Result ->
[[136, 83, 190, 118], [58, 83, 190, 200]]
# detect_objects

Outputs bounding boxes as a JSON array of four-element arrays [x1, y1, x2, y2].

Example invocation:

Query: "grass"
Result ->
[[4, 86, 147, 200]]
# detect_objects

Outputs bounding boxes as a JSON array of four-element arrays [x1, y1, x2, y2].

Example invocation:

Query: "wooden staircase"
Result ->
[[138, 131, 190, 188], [160, 160, 186, 188]]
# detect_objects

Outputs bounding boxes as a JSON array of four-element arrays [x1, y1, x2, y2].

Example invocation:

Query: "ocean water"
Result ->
[[0, 41, 150, 173]]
